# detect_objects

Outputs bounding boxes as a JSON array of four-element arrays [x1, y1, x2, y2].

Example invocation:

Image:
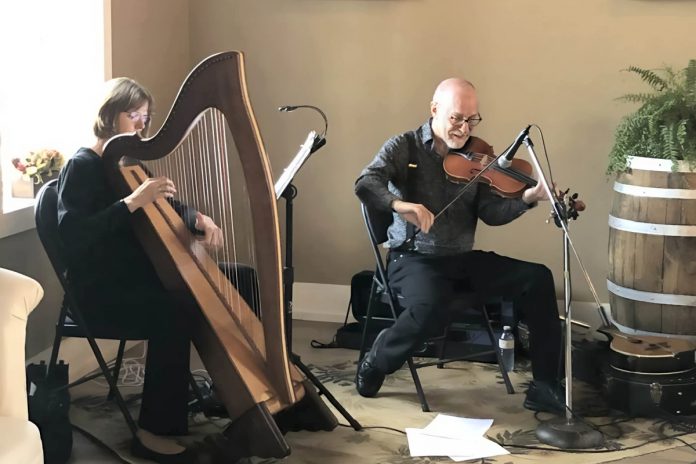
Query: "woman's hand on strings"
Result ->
[[392, 200, 435, 233], [195, 212, 224, 248], [124, 176, 176, 212]]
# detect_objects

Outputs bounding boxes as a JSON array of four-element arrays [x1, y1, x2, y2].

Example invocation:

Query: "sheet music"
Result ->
[[406, 414, 509, 461], [275, 131, 317, 199]]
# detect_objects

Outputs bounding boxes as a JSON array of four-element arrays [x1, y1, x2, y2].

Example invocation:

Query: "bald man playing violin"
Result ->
[[354, 78, 563, 413]]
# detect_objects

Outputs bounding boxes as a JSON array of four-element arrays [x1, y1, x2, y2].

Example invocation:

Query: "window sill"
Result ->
[[0, 202, 36, 239]]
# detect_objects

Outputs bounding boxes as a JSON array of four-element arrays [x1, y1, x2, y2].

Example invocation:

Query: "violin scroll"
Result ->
[[548, 188, 586, 227]]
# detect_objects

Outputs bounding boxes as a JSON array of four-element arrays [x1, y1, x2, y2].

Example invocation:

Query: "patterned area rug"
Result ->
[[70, 344, 696, 464]]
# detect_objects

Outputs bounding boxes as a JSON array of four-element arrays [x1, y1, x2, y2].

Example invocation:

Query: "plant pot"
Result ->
[[608, 155, 696, 335], [32, 173, 58, 197]]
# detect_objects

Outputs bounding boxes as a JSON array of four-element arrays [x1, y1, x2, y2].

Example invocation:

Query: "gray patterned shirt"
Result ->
[[355, 120, 534, 255]]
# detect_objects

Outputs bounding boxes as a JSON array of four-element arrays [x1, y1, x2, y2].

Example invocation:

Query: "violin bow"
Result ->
[[401, 148, 508, 247]]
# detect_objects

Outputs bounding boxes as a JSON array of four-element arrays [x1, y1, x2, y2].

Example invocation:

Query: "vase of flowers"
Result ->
[[11, 148, 65, 197]]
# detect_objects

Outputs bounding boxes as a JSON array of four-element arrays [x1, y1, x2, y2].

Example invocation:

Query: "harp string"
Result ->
[[142, 108, 263, 332], [215, 108, 262, 322]]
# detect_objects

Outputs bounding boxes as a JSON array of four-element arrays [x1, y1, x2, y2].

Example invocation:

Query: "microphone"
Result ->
[[278, 105, 299, 112], [497, 125, 532, 168]]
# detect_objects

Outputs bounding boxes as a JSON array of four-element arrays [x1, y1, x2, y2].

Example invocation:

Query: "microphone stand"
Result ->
[[521, 134, 603, 449], [278, 106, 362, 431]]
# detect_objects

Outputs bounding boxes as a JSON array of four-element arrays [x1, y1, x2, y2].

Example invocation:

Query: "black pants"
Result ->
[[74, 262, 260, 436], [372, 250, 562, 382], [77, 275, 192, 436]]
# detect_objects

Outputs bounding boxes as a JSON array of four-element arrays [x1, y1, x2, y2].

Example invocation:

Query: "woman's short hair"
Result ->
[[93, 77, 153, 140]]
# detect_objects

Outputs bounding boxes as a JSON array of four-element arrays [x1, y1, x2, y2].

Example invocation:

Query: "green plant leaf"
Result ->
[[608, 60, 696, 174]]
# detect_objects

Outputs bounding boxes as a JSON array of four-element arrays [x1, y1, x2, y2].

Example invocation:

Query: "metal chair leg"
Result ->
[[482, 304, 514, 394], [65, 301, 139, 439], [407, 357, 430, 412], [107, 339, 127, 400], [189, 372, 206, 405], [436, 323, 451, 369], [358, 276, 381, 362], [47, 300, 69, 377]]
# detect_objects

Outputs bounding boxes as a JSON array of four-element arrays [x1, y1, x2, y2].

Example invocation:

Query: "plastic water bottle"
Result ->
[[499, 325, 515, 372]]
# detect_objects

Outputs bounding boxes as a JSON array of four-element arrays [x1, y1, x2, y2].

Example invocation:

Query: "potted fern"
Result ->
[[607, 59, 696, 337], [607, 59, 696, 173]]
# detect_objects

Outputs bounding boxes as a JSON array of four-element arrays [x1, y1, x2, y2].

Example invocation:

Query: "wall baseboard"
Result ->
[[292, 282, 609, 328], [27, 338, 143, 383], [29, 283, 607, 381], [292, 282, 353, 324]]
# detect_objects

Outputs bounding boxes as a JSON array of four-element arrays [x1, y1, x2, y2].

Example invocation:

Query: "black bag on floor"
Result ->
[[330, 270, 392, 350], [27, 360, 72, 464]]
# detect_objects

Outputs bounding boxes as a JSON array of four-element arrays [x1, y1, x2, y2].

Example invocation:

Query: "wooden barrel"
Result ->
[[608, 156, 696, 336]]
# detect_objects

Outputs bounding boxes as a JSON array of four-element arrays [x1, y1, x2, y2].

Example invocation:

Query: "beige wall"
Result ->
[[110, 0, 191, 130], [5, 0, 192, 357], [12, 0, 696, 356], [185, 0, 696, 302]]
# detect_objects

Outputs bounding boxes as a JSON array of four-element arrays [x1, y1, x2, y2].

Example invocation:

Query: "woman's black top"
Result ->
[[57, 147, 196, 291]]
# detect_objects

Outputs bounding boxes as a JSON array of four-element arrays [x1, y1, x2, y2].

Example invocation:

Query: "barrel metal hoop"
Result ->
[[609, 215, 696, 236], [607, 279, 696, 306], [613, 182, 696, 199], [628, 156, 696, 173]]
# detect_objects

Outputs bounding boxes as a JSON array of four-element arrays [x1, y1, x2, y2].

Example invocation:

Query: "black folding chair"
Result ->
[[34, 180, 148, 438], [358, 202, 514, 412]]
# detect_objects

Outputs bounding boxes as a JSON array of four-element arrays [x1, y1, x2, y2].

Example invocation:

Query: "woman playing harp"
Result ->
[[57, 77, 223, 462], [98, 52, 337, 460]]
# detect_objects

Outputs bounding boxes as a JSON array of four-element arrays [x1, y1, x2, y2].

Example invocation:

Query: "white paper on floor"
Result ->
[[406, 414, 509, 461]]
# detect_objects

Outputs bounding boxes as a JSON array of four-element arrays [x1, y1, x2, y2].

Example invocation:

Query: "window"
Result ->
[[0, 0, 106, 237]]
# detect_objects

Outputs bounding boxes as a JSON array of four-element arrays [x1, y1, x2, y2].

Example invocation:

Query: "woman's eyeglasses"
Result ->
[[124, 111, 151, 124]]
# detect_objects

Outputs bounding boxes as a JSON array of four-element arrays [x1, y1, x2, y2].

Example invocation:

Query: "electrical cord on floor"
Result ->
[[337, 422, 406, 435], [500, 407, 696, 454], [489, 427, 696, 454], [673, 435, 696, 453], [90, 343, 148, 389], [338, 411, 696, 457]]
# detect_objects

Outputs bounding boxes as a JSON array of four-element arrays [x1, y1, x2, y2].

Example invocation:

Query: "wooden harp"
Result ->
[[102, 51, 336, 459]]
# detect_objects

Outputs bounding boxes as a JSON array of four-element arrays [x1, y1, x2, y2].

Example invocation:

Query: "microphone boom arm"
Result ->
[[279, 105, 328, 150]]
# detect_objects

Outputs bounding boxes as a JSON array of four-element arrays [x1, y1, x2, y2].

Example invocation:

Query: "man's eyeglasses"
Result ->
[[124, 111, 151, 124], [449, 113, 482, 128]]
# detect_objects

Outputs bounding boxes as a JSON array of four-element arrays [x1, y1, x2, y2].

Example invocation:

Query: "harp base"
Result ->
[[275, 379, 339, 433], [219, 380, 338, 460], [222, 402, 290, 459], [291, 353, 362, 430]]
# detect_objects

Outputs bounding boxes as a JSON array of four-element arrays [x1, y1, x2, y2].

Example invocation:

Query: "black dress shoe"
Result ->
[[131, 437, 190, 464], [356, 358, 385, 397], [523, 380, 565, 414], [356, 330, 387, 397]]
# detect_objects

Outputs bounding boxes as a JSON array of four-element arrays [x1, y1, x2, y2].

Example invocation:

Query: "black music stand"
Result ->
[[276, 124, 362, 431]]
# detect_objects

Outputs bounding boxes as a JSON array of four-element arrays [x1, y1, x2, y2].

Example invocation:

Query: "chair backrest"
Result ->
[[359, 203, 400, 315], [361, 202, 393, 246], [34, 180, 71, 293]]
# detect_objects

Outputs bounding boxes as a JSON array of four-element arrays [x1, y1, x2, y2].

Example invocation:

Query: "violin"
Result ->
[[443, 150, 536, 198], [442, 149, 586, 224]]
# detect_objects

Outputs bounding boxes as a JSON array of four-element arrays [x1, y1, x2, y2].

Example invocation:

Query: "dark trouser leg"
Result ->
[[373, 250, 561, 382], [464, 251, 562, 382], [79, 282, 192, 435], [137, 305, 191, 435], [373, 252, 458, 374]]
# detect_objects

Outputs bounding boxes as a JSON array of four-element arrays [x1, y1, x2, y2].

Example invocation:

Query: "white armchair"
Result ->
[[0, 267, 44, 464]]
